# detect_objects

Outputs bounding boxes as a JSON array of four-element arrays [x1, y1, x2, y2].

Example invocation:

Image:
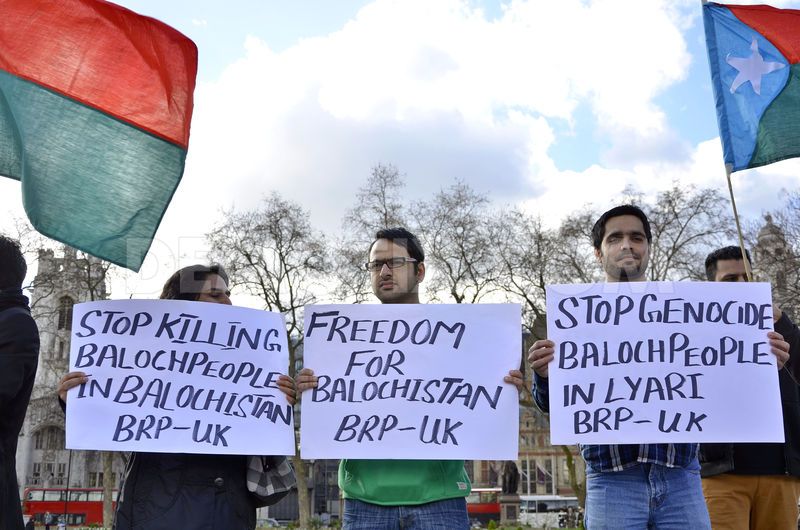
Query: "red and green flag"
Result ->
[[703, 2, 800, 172], [0, 0, 197, 271]]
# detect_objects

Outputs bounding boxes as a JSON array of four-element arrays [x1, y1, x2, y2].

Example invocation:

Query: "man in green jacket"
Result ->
[[298, 227, 524, 529]]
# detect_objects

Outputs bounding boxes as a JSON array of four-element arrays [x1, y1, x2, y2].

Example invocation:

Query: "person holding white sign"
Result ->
[[699, 246, 800, 530], [298, 228, 524, 530], [58, 264, 296, 530], [529, 205, 714, 529]]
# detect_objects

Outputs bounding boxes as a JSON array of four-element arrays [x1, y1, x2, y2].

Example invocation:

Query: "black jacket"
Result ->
[[113, 452, 257, 530], [700, 312, 800, 477], [0, 294, 39, 530], [55, 401, 260, 530]]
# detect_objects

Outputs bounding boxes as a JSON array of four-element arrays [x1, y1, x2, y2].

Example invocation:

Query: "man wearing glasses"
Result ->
[[298, 227, 524, 530]]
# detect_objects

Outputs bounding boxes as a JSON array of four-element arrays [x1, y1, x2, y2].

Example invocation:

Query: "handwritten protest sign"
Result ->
[[545, 282, 783, 444], [65, 300, 295, 455], [300, 303, 521, 459]]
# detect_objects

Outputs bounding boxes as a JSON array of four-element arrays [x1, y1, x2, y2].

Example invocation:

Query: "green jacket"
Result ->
[[339, 459, 471, 506]]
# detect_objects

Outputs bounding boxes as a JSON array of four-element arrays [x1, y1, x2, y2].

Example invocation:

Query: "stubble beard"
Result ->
[[617, 267, 642, 282]]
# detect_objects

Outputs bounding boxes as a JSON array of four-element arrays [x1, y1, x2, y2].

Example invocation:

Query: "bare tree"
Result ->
[[413, 180, 499, 303], [492, 209, 559, 333], [553, 209, 604, 285], [334, 164, 409, 303], [343, 163, 408, 235], [207, 192, 329, 527], [641, 184, 736, 281]]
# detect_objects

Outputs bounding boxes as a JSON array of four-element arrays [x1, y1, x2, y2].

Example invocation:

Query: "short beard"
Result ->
[[617, 267, 643, 282]]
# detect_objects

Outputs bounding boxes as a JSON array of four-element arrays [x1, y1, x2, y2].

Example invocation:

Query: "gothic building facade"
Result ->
[[16, 247, 125, 498], [754, 213, 796, 314]]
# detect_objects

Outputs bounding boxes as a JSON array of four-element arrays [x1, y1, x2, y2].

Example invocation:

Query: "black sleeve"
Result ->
[[532, 372, 550, 413], [0, 310, 39, 411], [775, 311, 800, 382]]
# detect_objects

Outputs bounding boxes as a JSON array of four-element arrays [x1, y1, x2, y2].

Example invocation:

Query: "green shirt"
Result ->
[[339, 459, 471, 506]]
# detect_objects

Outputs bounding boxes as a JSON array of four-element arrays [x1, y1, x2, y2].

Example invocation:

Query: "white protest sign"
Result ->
[[545, 281, 783, 445], [300, 303, 521, 459], [66, 299, 295, 455]]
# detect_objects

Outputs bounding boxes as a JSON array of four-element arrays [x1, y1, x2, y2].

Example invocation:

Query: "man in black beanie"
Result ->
[[0, 235, 39, 530]]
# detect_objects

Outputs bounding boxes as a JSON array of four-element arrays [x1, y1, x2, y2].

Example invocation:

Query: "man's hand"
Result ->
[[276, 374, 297, 405], [58, 371, 88, 402], [504, 369, 524, 391], [768, 331, 790, 370], [528, 339, 555, 378], [296, 367, 319, 394]]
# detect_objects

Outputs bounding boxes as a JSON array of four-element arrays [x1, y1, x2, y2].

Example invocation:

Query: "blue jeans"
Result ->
[[342, 497, 469, 530], [585, 463, 711, 529]]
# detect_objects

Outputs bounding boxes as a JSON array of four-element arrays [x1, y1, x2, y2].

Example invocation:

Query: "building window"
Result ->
[[57, 296, 75, 330], [57, 340, 66, 359], [34, 427, 65, 450], [88, 472, 116, 488]]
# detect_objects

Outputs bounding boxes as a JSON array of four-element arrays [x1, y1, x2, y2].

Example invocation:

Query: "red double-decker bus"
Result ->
[[466, 487, 501, 523], [22, 487, 117, 526]]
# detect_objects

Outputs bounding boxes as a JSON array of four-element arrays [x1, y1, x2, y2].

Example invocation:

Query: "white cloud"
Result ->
[[176, 0, 698, 228], [521, 136, 800, 230]]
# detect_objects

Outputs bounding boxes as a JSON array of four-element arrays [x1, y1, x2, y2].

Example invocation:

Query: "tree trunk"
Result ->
[[102, 451, 114, 527], [293, 455, 311, 526], [560, 445, 585, 507]]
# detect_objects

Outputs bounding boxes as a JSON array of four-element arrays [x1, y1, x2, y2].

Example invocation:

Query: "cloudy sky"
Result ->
[[3, 0, 800, 297]]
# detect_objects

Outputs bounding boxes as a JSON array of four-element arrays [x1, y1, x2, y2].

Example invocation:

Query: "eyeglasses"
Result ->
[[364, 257, 418, 271]]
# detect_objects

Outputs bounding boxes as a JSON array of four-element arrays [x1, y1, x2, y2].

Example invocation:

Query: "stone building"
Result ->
[[16, 246, 125, 499], [754, 213, 795, 314]]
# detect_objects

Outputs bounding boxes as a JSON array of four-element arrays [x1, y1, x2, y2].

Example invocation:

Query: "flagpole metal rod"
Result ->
[[724, 163, 754, 282]]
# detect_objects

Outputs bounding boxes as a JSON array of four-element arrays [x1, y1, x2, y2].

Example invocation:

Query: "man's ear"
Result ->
[[416, 262, 425, 282], [594, 247, 602, 263]]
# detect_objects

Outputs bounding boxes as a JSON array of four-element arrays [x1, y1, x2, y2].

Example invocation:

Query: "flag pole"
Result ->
[[724, 163, 754, 281]]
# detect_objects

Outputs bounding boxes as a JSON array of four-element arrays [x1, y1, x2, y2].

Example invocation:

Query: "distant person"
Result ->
[[0, 235, 39, 530], [298, 228, 524, 529], [58, 264, 296, 530], [700, 246, 800, 530]]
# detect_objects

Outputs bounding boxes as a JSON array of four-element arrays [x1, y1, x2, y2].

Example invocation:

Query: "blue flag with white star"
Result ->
[[703, 2, 800, 171]]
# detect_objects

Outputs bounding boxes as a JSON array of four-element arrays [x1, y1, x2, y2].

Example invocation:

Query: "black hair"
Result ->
[[0, 235, 26, 291], [158, 264, 229, 301], [591, 204, 652, 250], [369, 227, 425, 263], [705, 246, 751, 281]]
